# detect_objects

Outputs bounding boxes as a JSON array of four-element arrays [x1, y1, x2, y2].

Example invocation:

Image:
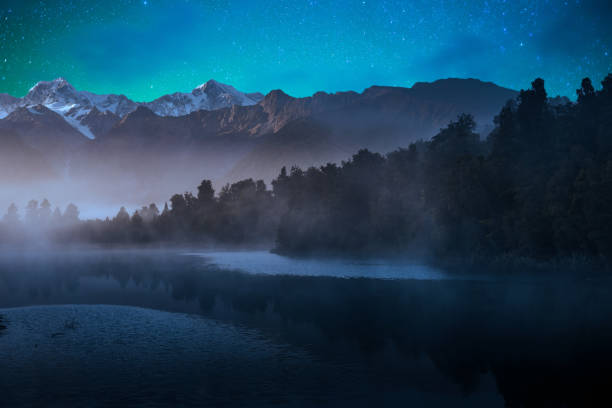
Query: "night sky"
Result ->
[[0, 0, 610, 100]]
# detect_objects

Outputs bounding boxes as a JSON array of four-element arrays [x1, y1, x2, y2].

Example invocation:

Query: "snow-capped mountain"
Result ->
[[0, 78, 263, 139], [143, 80, 264, 116], [24, 78, 138, 117]]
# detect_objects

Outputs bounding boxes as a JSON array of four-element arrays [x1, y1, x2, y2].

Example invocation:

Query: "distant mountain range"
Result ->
[[0, 78, 264, 139], [0, 77, 522, 214]]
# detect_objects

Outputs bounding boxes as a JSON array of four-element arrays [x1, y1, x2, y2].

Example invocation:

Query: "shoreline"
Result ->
[[272, 247, 611, 275], [0, 243, 609, 277]]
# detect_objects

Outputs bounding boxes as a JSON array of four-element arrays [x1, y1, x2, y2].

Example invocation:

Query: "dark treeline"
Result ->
[[1, 75, 612, 261], [0, 180, 278, 246], [274, 75, 612, 260]]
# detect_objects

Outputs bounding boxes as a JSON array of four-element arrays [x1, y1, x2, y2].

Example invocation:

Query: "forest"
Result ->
[[1, 74, 611, 261]]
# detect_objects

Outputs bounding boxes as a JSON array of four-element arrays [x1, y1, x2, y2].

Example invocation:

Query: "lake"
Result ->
[[0, 249, 610, 407]]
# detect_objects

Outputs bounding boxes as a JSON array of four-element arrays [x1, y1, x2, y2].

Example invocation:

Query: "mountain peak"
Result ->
[[25, 78, 80, 107], [200, 79, 221, 87], [262, 89, 291, 106], [28, 77, 74, 93], [174, 79, 264, 111], [53, 77, 70, 85], [265, 89, 290, 99], [192, 79, 237, 96]]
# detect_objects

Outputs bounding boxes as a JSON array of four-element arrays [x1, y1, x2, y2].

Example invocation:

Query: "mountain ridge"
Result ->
[[0, 77, 520, 140], [0, 78, 264, 139]]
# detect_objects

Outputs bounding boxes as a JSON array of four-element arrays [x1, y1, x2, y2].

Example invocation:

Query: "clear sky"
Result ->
[[0, 0, 610, 100]]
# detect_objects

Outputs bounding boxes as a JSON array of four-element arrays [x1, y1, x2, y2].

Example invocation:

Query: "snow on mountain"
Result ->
[[0, 78, 263, 139], [143, 79, 263, 116], [24, 78, 138, 118]]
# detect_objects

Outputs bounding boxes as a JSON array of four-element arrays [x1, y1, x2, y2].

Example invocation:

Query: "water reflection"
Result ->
[[0, 249, 611, 407], [191, 250, 450, 280]]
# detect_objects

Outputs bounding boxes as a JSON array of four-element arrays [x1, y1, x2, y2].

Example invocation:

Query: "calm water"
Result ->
[[0, 249, 611, 407]]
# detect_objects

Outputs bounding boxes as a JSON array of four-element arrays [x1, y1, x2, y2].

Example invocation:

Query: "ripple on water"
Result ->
[[0, 304, 366, 407]]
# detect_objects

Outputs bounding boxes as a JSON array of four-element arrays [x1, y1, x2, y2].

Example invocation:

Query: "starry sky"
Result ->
[[0, 0, 610, 101]]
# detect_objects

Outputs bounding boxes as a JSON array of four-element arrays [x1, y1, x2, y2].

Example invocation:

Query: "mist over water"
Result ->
[[1, 249, 610, 407], [0, 177, 193, 220]]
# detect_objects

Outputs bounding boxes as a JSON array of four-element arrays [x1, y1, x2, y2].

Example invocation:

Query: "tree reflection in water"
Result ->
[[0, 249, 610, 407]]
